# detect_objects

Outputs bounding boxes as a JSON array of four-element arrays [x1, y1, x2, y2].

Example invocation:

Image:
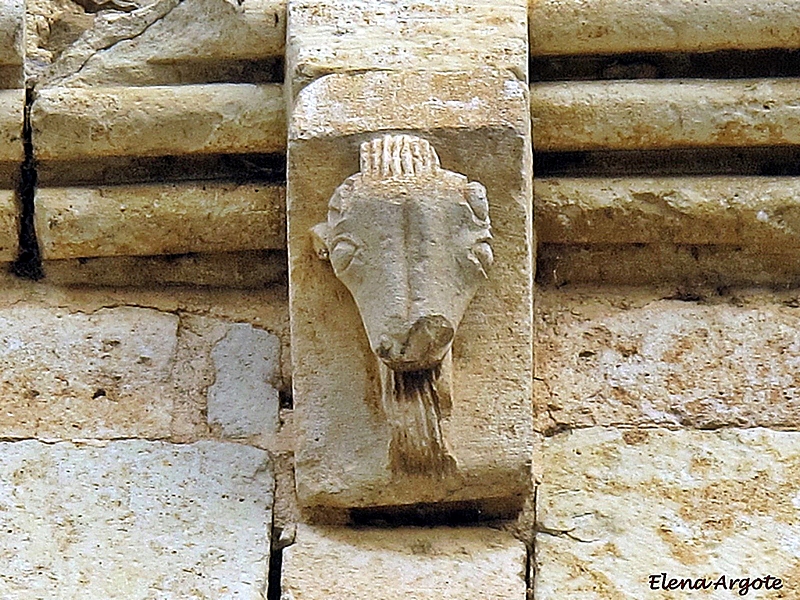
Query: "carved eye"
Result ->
[[330, 238, 359, 273], [471, 240, 493, 277]]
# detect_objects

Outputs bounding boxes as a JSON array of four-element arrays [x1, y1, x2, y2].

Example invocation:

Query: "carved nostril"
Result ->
[[376, 335, 394, 361], [403, 315, 455, 362]]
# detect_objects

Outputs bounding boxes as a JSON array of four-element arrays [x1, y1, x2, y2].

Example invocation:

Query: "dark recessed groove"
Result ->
[[138, 56, 285, 85], [348, 497, 522, 527], [12, 86, 43, 280], [265, 527, 285, 600], [535, 147, 800, 178], [37, 152, 287, 187], [532, 48, 800, 82]]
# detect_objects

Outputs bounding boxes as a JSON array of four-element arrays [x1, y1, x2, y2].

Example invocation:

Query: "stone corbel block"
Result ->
[[288, 69, 533, 510]]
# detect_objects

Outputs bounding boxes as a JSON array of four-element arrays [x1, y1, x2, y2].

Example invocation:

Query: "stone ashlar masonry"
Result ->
[[0, 0, 797, 599]]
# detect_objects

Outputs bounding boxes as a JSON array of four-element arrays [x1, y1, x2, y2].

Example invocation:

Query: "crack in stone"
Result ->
[[39, 0, 185, 87]]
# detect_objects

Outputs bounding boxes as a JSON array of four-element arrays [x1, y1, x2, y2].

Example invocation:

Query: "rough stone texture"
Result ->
[[536, 176, 800, 249], [208, 322, 281, 440], [36, 183, 286, 259], [0, 0, 24, 67], [531, 79, 800, 152], [43, 250, 287, 288], [538, 243, 800, 287], [0, 440, 273, 599], [282, 525, 527, 600], [530, 0, 800, 56], [0, 89, 24, 163], [0, 305, 179, 438], [0, 189, 17, 261], [535, 427, 800, 599], [289, 70, 533, 509], [287, 0, 527, 96], [0, 297, 287, 441], [32, 83, 286, 160], [28, 0, 286, 87], [535, 287, 800, 433], [0, 271, 291, 407]]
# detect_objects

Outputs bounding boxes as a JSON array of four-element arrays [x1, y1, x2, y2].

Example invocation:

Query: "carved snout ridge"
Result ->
[[376, 315, 455, 372]]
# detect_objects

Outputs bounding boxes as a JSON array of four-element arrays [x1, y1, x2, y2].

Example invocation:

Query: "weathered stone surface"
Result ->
[[29, 0, 285, 87], [536, 176, 800, 249], [535, 287, 800, 432], [32, 83, 286, 160], [0, 305, 179, 438], [0, 89, 23, 162], [530, 0, 800, 56], [0, 189, 17, 261], [531, 79, 800, 152], [535, 427, 800, 599], [282, 524, 527, 600], [289, 70, 533, 509], [310, 134, 494, 476], [0, 0, 24, 68], [0, 440, 273, 599], [287, 0, 527, 95], [208, 322, 281, 439], [538, 244, 800, 287], [36, 182, 286, 259], [43, 250, 287, 288]]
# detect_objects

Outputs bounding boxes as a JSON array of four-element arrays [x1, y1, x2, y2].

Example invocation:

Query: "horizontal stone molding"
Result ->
[[536, 176, 800, 248], [32, 0, 286, 87], [32, 84, 286, 161], [530, 0, 800, 56], [531, 79, 800, 151], [35, 182, 285, 259], [0, 0, 23, 67]]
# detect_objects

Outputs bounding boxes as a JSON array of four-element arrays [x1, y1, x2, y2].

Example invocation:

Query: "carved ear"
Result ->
[[465, 181, 489, 222], [310, 222, 331, 260]]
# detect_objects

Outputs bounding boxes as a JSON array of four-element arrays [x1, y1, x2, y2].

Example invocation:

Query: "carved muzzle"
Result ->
[[312, 134, 493, 372]]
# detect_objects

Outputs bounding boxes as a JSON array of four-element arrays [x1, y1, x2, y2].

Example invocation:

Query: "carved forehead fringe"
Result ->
[[359, 134, 441, 179]]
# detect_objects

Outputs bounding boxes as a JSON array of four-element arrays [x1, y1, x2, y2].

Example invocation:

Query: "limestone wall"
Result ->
[[0, 1, 797, 598]]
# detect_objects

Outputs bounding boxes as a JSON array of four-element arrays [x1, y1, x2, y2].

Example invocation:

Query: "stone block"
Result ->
[[535, 427, 800, 599], [0, 440, 273, 599], [32, 84, 286, 161], [531, 79, 800, 151], [35, 182, 286, 259], [288, 70, 533, 509], [0, 305, 179, 438], [530, 0, 800, 56], [535, 288, 800, 432], [30, 0, 286, 87], [282, 524, 527, 600], [287, 0, 528, 95], [535, 176, 800, 249], [208, 322, 281, 439], [0, 189, 17, 262], [0, 88, 23, 163]]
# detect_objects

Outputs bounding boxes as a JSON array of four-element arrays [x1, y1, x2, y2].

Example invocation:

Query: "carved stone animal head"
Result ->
[[312, 134, 493, 372]]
